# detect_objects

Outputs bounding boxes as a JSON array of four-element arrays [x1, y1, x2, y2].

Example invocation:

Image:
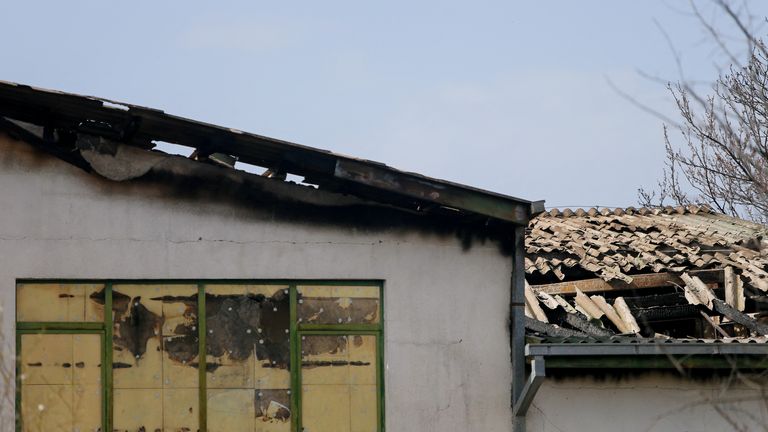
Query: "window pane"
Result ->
[[19, 334, 102, 432], [17, 283, 105, 322], [205, 284, 291, 430], [301, 334, 378, 432], [297, 285, 380, 325], [112, 284, 199, 431]]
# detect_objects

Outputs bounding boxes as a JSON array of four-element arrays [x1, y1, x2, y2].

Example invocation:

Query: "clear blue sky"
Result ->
[[3, 1, 766, 208]]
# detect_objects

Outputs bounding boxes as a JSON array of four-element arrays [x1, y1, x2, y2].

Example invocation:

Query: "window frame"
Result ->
[[15, 279, 385, 432]]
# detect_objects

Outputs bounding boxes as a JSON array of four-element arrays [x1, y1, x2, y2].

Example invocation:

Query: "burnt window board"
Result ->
[[15, 280, 384, 432]]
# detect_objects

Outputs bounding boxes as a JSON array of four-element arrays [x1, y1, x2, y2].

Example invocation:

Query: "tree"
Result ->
[[639, 0, 768, 224]]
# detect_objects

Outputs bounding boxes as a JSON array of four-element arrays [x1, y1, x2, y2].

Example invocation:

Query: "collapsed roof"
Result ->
[[524, 206, 768, 345]]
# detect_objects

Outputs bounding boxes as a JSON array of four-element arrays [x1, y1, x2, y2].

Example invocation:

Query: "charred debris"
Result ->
[[524, 205, 768, 343]]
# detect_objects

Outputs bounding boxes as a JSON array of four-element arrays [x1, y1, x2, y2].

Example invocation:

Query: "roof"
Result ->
[[526, 205, 768, 287], [0, 80, 542, 225], [523, 206, 768, 359]]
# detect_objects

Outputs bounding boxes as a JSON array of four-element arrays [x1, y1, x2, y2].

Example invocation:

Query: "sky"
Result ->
[[2, 1, 767, 209]]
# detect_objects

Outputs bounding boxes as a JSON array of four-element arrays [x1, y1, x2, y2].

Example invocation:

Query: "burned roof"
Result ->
[[0, 80, 541, 226], [524, 206, 768, 354], [526, 205, 768, 287]]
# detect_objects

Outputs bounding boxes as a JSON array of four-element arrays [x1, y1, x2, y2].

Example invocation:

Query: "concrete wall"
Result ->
[[528, 374, 768, 432], [0, 132, 514, 431]]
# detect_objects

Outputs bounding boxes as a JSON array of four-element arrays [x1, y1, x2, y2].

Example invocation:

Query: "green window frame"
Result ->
[[15, 280, 385, 432]]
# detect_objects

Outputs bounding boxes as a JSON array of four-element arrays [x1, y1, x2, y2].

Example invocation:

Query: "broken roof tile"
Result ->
[[527, 206, 768, 289]]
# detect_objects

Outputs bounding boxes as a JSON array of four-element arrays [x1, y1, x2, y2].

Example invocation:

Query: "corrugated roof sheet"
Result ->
[[526, 205, 768, 289]]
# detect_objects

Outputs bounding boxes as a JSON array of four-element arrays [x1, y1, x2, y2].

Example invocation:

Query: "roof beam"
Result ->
[[531, 270, 724, 296]]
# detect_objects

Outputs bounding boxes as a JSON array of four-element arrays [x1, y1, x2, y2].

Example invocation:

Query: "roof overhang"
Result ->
[[0, 81, 543, 225]]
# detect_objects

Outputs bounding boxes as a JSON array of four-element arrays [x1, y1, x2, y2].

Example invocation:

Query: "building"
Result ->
[[0, 81, 541, 432], [523, 206, 768, 431], [4, 81, 768, 432]]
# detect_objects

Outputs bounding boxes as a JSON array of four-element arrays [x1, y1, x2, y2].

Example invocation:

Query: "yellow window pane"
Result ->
[[113, 336, 163, 389], [73, 334, 102, 386], [205, 284, 290, 389], [17, 283, 106, 322], [21, 334, 73, 385], [112, 285, 164, 389], [159, 285, 198, 336], [159, 286, 199, 389], [207, 389, 255, 432], [163, 347, 199, 388], [21, 333, 103, 432], [301, 335, 350, 385], [164, 388, 199, 431], [20, 385, 73, 432], [254, 356, 290, 390], [300, 334, 379, 432], [349, 335, 377, 385], [297, 285, 380, 325], [255, 389, 291, 431], [73, 384, 102, 432], [350, 385, 378, 432], [301, 384, 351, 432], [84, 284, 106, 322], [206, 353, 255, 389], [113, 388, 163, 431]]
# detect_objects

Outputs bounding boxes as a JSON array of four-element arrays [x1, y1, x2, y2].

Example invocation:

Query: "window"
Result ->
[[16, 281, 384, 432]]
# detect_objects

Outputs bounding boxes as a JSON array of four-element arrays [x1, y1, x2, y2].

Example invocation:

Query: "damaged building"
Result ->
[[522, 206, 768, 431], [4, 80, 768, 432], [0, 81, 541, 432]]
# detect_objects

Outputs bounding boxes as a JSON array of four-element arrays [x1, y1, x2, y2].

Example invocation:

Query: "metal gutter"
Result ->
[[526, 342, 768, 357]]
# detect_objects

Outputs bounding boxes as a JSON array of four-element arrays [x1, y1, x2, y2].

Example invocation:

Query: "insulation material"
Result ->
[[21, 334, 73, 385], [207, 389, 254, 432], [163, 389, 199, 431], [73, 334, 102, 386], [302, 385, 351, 432], [112, 388, 163, 431], [19, 334, 102, 432], [73, 384, 102, 432], [111, 284, 198, 431], [297, 285, 380, 325], [301, 335, 378, 432], [17, 283, 105, 322], [20, 385, 72, 432], [205, 284, 291, 429]]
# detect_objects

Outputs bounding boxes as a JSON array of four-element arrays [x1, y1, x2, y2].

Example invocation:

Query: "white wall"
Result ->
[[528, 374, 768, 432], [0, 132, 514, 431]]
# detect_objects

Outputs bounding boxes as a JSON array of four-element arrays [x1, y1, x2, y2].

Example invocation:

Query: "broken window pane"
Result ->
[[205, 284, 291, 432], [19, 333, 102, 432], [300, 334, 378, 432], [297, 285, 380, 325], [111, 284, 199, 432], [17, 283, 105, 322]]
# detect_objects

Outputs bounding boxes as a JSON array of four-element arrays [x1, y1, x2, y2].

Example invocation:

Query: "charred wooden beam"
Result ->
[[622, 292, 687, 309], [524, 317, 588, 338], [712, 299, 768, 336], [632, 305, 700, 322], [563, 314, 614, 337], [531, 270, 724, 296]]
